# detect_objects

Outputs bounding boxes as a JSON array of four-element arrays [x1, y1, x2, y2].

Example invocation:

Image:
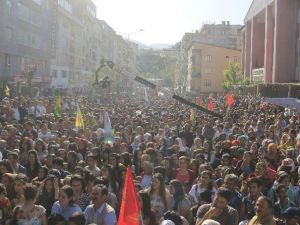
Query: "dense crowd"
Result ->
[[0, 91, 299, 225]]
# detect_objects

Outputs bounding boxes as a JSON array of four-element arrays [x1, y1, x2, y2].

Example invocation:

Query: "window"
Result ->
[[17, 3, 30, 22], [86, 5, 96, 17], [61, 70, 68, 78], [30, 11, 42, 26], [31, 34, 40, 49], [31, 0, 41, 5], [16, 30, 40, 49], [203, 68, 212, 74], [5, 27, 13, 41], [52, 70, 57, 78], [203, 79, 211, 87], [204, 55, 212, 61], [5, 54, 12, 68], [191, 56, 196, 65], [5, 0, 12, 16], [58, 0, 72, 13]]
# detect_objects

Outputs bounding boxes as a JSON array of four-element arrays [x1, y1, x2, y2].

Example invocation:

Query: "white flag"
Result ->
[[144, 87, 149, 107], [103, 111, 114, 145], [104, 111, 112, 134]]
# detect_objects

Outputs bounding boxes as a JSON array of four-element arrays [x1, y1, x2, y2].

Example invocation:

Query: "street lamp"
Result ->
[[127, 29, 144, 40]]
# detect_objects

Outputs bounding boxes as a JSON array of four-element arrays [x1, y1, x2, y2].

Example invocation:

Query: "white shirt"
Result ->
[[12, 107, 20, 121], [36, 105, 46, 118]]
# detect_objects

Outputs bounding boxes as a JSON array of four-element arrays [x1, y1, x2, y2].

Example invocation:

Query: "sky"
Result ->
[[95, 0, 253, 45]]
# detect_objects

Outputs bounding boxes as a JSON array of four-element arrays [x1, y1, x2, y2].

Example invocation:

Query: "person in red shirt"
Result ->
[[175, 156, 194, 192]]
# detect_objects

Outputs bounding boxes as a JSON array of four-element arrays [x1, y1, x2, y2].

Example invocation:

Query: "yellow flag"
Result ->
[[5, 85, 10, 97], [75, 103, 84, 129], [190, 109, 196, 122]]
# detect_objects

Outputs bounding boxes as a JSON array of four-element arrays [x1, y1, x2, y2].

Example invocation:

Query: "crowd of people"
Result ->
[[0, 90, 299, 225]]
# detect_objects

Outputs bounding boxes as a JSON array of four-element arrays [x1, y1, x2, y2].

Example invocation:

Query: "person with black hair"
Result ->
[[84, 154, 100, 177], [239, 177, 263, 224], [68, 212, 86, 225], [138, 191, 157, 225], [0, 159, 14, 176], [99, 165, 119, 195], [109, 153, 126, 185], [37, 175, 59, 217], [196, 188, 238, 225], [25, 150, 42, 181], [70, 175, 89, 211], [52, 157, 70, 179], [84, 184, 116, 225], [48, 214, 65, 225], [169, 179, 192, 218], [7, 151, 27, 175], [223, 174, 242, 214], [162, 210, 183, 225], [147, 173, 171, 221], [247, 196, 276, 225], [12, 184, 47, 225], [189, 170, 216, 205], [274, 184, 296, 219], [94, 177, 119, 211], [0, 183, 12, 224], [11, 174, 27, 208], [51, 185, 82, 220]]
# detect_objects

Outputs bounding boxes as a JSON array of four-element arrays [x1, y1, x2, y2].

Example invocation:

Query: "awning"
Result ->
[[264, 97, 300, 111]]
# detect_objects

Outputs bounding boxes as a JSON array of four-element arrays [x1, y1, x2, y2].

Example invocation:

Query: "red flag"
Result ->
[[226, 93, 235, 107], [196, 96, 202, 106], [207, 99, 214, 111], [118, 167, 140, 225]]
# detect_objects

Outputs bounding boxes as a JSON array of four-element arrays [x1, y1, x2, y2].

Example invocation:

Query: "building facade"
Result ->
[[187, 42, 241, 93], [0, 0, 51, 86], [50, 0, 99, 88], [243, 0, 300, 83], [0, 0, 139, 90], [175, 22, 242, 90], [97, 20, 116, 62]]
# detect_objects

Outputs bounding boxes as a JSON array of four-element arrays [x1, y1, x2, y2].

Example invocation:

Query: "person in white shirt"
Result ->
[[11, 101, 20, 122], [38, 123, 53, 142], [36, 101, 47, 119], [189, 170, 216, 205]]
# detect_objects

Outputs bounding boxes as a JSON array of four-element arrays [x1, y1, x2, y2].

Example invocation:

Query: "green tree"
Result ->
[[159, 67, 174, 87], [137, 49, 175, 88], [223, 62, 249, 91]]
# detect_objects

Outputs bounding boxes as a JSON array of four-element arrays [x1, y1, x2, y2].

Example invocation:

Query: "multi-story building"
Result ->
[[242, 0, 300, 83], [175, 22, 242, 90], [97, 20, 116, 62], [0, 0, 140, 90], [50, 0, 98, 88], [187, 42, 241, 94], [0, 0, 51, 87]]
